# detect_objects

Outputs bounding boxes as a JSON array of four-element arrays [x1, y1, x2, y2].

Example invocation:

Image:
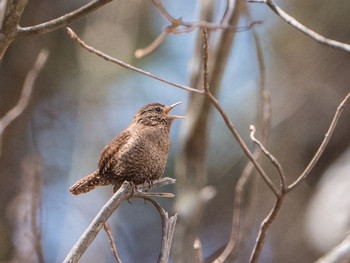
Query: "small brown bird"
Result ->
[[69, 102, 184, 195]]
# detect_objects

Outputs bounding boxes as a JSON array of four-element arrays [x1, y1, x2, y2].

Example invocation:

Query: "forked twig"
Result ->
[[248, 92, 350, 263]]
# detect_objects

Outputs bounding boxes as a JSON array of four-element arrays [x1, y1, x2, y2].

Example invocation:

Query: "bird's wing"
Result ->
[[98, 129, 132, 175]]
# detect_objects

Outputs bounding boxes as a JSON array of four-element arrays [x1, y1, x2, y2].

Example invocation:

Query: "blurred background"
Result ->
[[0, 0, 349, 262]]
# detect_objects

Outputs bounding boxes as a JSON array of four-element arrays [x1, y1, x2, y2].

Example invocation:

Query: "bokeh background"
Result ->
[[0, 0, 349, 262]]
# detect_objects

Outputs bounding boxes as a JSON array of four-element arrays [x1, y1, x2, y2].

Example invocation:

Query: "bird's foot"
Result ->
[[126, 181, 138, 204]]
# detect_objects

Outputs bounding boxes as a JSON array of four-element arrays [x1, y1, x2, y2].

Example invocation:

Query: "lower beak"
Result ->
[[164, 102, 186, 119]]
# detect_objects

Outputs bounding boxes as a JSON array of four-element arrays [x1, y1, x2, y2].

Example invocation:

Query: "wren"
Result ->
[[69, 102, 184, 195]]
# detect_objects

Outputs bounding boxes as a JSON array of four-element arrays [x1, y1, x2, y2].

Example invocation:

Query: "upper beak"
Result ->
[[164, 102, 186, 119]]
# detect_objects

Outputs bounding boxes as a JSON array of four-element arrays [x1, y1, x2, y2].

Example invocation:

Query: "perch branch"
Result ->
[[247, 0, 350, 53], [0, 49, 49, 155], [63, 177, 175, 263], [16, 0, 114, 37], [66, 27, 203, 94], [103, 222, 123, 263]]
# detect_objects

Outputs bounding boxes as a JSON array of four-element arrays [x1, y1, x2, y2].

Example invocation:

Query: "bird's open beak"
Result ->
[[164, 102, 186, 119]]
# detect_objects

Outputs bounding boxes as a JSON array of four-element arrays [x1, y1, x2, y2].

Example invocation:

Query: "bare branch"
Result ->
[[288, 92, 350, 191], [250, 125, 286, 191], [16, 0, 114, 37], [0, 49, 49, 155], [63, 177, 175, 263], [103, 222, 123, 263], [315, 232, 350, 263], [0, 0, 28, 58], [66, 27, 203, 94], [249, 196, 284, 263], [247, 0, 350, 53]]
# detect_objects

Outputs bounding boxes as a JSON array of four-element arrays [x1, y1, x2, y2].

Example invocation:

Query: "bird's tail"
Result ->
[[69, 170, 101, 195]]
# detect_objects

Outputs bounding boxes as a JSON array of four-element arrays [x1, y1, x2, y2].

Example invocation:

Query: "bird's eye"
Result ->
[[155, 107, 161, 112]]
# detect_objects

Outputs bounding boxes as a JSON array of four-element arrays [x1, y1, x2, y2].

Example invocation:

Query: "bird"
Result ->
[[69, 102, 184, 195]]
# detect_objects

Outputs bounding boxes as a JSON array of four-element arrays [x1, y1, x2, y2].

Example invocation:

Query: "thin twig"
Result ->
[[66, 27, 203, 94], [288, 92, 350, 191], [250, 125, 286, 191], [135, 30, 170, 58], [247, 0, 350, 53], [103, 222, 123, 263], [16, 0, 114, 37], [0, 49, 49, 155], [63, 177, 175, 263]]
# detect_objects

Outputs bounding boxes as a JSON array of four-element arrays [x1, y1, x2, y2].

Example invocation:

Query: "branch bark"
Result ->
[[0, 0, 28, 58]]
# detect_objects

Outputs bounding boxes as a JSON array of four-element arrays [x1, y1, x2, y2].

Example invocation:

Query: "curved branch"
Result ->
[[16, 0, 114, 37], [247, 0, 350, 53], [63, 177, 175, 263], [134, 194, 177, 263], [288, 92, 350, 191], [0, 49, 49, 155]]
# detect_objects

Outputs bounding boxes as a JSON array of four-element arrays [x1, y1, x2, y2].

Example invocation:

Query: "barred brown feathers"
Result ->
[[69, 102, 184, 195]]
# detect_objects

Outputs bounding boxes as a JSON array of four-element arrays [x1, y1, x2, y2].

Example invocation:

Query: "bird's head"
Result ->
[[132, 102, 185, 127]]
